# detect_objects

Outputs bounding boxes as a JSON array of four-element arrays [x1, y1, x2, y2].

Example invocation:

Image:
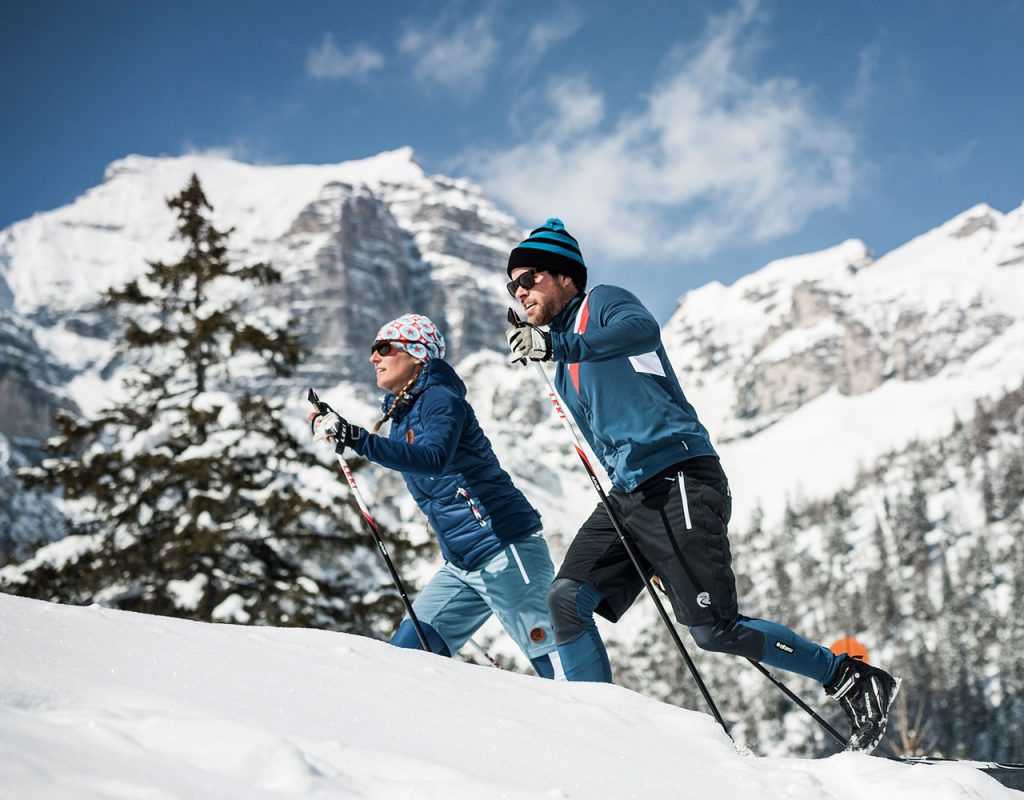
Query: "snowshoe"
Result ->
[[825, 656, 901, 753]]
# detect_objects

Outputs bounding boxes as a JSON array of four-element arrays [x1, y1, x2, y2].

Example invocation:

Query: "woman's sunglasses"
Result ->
[[371, 341, 407, 357], [506, 269, 546, 297]]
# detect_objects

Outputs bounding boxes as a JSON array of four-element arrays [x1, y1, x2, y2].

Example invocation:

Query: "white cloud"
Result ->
[[518, 8, 584, 69], [179, 139, 282, 166], [460, 1, 859, 263], [928, 139, 978, 175], [399, 9, 499, 92], [845, 42, 881, 116], [543, 77, 605, 140], [307, 34, 384, 80]]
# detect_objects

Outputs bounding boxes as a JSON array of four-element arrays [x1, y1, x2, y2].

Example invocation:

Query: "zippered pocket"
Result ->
[[677, 471, 693, 530], [509, 543, 530, 584], [456, 487, 487, 527]]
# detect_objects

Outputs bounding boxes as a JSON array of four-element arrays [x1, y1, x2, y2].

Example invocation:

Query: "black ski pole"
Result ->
[[308, 387, 432, 653], [508, 310, 732, 740], [745, 658, 849, 746], [633, 418, 852, 749]]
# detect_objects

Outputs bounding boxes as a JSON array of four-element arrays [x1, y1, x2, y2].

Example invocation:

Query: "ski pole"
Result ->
[[745, 659, 848, 746], [508, 310, 732, 740], [649, 574, 849, 746], [307, 387, 432, 653], [467, 638, 502, 669]]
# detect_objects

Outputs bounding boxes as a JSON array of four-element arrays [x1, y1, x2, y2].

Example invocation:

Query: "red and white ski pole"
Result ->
[[308, 387, 433, 653], [507, 309, 731, 740], [467, 638, 502, 669]]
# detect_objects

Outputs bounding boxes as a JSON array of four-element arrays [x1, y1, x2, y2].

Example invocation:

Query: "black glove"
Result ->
[[309, 401, 363, 452], [506, 323, 552, 365]]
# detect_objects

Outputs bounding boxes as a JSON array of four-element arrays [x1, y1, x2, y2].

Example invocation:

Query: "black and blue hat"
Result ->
[[507, 218, 587, 289]]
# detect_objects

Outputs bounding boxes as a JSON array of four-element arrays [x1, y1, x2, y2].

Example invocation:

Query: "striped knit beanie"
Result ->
[[373, 314, 446, 363], [507, 218, 587, 290]]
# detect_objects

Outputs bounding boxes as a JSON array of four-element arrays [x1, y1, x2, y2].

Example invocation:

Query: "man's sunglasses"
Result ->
[[506, 269, 546, 297], [371, 341, 407, 357]]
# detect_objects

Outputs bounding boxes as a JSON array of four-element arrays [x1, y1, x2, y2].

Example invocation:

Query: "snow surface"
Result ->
[[719, 321, 1024, 525], [0, 592, 1017, 800]]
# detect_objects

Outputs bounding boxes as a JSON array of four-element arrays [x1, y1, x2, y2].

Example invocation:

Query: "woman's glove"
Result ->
[[308, 402, 363, 452]]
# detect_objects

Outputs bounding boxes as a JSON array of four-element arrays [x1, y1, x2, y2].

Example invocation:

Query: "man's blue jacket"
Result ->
[[548, 285, 718, 492], [353, 358, 542, 570]]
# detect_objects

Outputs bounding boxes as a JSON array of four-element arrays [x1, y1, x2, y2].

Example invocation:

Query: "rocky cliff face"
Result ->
[[0, 149, 524, 443], [266, 173, 521, 389], [0, 310, 75, 448], [664, 205, 1024, 444]]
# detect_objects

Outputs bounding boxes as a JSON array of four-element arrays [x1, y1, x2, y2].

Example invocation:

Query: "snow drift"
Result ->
[[0, 592, 1016, 799]]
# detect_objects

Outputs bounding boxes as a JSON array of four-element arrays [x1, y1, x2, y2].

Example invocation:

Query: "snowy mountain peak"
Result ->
[[101, 146, 426, 189], [0, 148, 517, 320], [663, 199, 1024, 524], [0, 148, 527, 448], [739, 238, 874, 290], [943, 202, 1002, 239]]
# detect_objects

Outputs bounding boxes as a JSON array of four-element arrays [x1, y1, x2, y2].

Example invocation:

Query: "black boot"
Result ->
[[825, 656, 901, 753]]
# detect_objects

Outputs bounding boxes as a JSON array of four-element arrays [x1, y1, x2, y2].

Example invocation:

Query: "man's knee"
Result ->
[[689, 621, 729, 652], [547, 578, 583, 641], [689, 618, 763, 660], [547, 578, 603, 644]]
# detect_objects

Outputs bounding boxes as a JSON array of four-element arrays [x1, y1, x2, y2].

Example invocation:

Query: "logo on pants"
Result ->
[[696, 592, 711, 608], [530, 627, 547, 643]]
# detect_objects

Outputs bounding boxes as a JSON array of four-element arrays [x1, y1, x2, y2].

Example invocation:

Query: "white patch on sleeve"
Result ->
[[629, 351, 666, 377]]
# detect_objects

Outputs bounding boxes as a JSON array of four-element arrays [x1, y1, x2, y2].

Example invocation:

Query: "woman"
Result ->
[[310, 314, 561, 678]]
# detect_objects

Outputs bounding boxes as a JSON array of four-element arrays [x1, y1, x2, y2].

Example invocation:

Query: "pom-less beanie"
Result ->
[[373, 314, 446, 362]]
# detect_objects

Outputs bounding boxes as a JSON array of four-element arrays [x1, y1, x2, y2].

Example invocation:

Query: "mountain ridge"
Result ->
[[1, 149, 1021, 532]]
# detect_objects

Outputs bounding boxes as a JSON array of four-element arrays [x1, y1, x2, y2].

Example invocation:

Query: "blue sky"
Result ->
[[3, 0, 1023, 320]]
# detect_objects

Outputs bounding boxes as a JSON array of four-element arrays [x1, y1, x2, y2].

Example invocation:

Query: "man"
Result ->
[[504, 217, 900, 752]]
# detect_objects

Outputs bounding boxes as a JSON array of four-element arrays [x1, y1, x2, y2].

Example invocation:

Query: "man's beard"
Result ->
[[528, 295, 563, 326]]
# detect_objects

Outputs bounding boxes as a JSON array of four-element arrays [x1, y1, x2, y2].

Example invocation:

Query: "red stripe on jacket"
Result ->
[[568, 293, 591, 393]]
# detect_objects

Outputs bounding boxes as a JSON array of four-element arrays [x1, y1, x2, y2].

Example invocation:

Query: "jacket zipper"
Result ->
[[509, 543, 530, 584], [677, 471, 693, 530], [456, 488, 487, 527]]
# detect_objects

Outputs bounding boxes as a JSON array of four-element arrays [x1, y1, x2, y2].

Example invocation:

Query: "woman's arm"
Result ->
[[354, 388, 466, 476]]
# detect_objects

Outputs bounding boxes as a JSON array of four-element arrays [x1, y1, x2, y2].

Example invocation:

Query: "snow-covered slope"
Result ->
[[0, 592, 1017, 799]]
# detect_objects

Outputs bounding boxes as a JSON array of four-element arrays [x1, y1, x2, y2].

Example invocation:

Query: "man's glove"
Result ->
[[506, 323, 552, 365], [308, 402, 363, 452]]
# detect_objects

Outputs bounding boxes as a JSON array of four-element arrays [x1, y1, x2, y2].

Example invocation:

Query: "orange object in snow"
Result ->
[[830, 636, 869, 663]]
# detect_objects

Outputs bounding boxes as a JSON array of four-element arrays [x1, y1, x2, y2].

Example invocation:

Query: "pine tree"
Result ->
[[892, 464, 934, 620], [996, 510, 1024, 760], [762, 503, 799, 621], [997, 447, 1024, 521], [5, 175, 411, 635]]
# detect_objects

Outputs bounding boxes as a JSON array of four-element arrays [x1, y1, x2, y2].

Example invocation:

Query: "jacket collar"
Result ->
[[379, 359, 466, 422], [548, 291, 586, 334]]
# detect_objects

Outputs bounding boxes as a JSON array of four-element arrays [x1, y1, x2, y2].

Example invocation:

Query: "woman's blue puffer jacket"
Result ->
[[352, 359, 542, 571]]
